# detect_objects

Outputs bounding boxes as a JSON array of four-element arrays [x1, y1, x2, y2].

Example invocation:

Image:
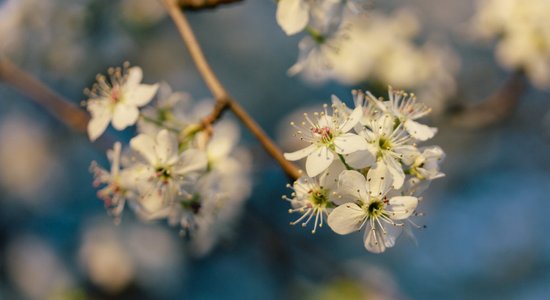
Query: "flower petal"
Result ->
[[319, 161, 345, 190], [126, 66, 143, 89], [338, 170, 368, 201], [284, 144, 317, 161], [126, 83, 159, 107], [130, 134, 157, 165], [174, 149, 208, 175], [333, 133, 368, 154], [404, 120, 437, 141], [339, 106, 363, 133], [364, 221, 401, 253], [276, 0, 309, 35], [155, 130, 178, 165], [343, 148, 376, 169], [305, 146, 334, 177], [87, 111, 111, 141], [387, 196, 418, 220], [327, 203, 365, 235], [364, 223, 387, 253], [367, 162, 392, 198], [383, 155, 405, 189], [112, 104, 139, 130]]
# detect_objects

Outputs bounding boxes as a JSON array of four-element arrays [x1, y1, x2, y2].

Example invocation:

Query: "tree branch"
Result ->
[[449, 70, 527, 129], [162, 0, 301, 180], [178, 0, 242, 10], [0, 56, 90, 133]]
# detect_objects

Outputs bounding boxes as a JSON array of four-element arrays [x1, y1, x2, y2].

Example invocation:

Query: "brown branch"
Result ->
[[449, 70, 527, 129], [178, 0, 243, 10], [162, 0, 301, 180], [0, 56, 90, 132]]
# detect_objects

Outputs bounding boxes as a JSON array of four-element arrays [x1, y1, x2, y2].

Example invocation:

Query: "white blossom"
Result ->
[[327, 165, 418, 253], [86, 65, 159, 141], [471, 0, 550, 88], [284, 102, 370, 177], [359, 114, 417, 189], [90, 142, 132, 220], [129, 129, 208, 219], [370, 87, 437, 141], [283, 162, 343, 233]]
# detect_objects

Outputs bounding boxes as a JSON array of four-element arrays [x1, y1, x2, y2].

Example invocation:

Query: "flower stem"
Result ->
[[338, 154, 353, 170], [139, 113, 180, 133], [161, 0, 300, 180]]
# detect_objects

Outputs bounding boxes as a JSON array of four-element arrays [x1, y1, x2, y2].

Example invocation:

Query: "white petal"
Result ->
[[284, 144, 317, 161], [305, 146, 334, 177], [174, 149, 208, 175], [363, 221, 401, 253], [377, 114, 395, 137], [112, 104, 139, 130], [276, 0, 309, 35], [383, 155, 405, 189], [327, 203, 365, 235], [404, 120, 437, 141], [87, 112, 111, 141], [319, 161, 345, 190], [364, 223, 386, 253], [130, 134, 157, 165], [126, 66, 143, 89], [333, 133, 368, 154], [393, 145, 419, 166], [387, 196, 418, 220], [343, 149, 375, 169], [367, 162, 392, 198], [155, 130, 178, 165], [126, 83, 159, 107], [338, 170, 368, 201], [339, 106, 363, 133]]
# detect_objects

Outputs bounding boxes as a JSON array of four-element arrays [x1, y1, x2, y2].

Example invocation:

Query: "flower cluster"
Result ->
[[87, 65, 251, 255], [283, 87, 444, 253], [470, 0, 550, 88], [275, 2, 458, 114]]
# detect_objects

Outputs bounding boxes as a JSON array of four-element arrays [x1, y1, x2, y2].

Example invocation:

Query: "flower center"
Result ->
[[312, 126, 334, 144], [364, 200, 384, 218], [379, 137, 392, 151], [110, 86, 123, 103], [309, 188, 328, 207], [155, 166, 171, 181]]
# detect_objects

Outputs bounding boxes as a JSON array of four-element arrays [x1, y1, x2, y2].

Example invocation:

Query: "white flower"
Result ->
[[90, 142, 132, 219], [86, 65, 159, 141], [370, 87, 437, 141], [137, 82, 192, 136], [360, 113, 417, 189], [284, 103, 370, 177], [129, 129, 207, 219], [408, 146, 445, 181], [471, 0, 550, 88], [327, 165, 418, 253], [283, 162, 343, 233]]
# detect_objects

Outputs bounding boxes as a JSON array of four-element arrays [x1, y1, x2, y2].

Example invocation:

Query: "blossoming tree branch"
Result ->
[[1, 0, 545, 254]]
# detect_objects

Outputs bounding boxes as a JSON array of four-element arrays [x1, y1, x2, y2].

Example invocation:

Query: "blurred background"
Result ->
[[1, 0, 550, 299]]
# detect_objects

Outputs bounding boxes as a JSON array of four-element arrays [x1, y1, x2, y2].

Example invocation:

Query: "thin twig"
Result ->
[[449, 70, 527, 129], [162, 0, 301, 180], [178, 0, 243, 10], [0, 56, 90, 132]]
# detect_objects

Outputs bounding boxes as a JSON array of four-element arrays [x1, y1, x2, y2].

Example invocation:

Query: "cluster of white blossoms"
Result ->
[[283, 87, 444, 253], [276, 1, 459, 114], [87, 64, 251, 255], [470, 0, 550, 89]]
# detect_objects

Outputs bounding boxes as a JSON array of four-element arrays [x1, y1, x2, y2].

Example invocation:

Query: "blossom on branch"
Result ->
[[282, 87, 444, 253]]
